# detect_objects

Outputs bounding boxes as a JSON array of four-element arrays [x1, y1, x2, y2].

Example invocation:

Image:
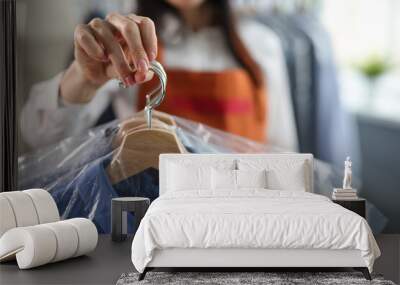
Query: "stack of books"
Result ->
[[332, 188, 358, 200]]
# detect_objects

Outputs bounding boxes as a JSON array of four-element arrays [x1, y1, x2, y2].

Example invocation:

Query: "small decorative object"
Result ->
[[343, 156, 352, 190], [332, 157, 358, 200], [111, 197, 150, 242]]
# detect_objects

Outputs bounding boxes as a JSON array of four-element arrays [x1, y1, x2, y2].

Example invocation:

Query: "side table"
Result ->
[[332, 198, 366, 218], [111, 197, 150, 242]]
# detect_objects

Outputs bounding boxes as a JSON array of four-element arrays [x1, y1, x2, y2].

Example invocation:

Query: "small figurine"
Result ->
[[342, 156, 352, 190]]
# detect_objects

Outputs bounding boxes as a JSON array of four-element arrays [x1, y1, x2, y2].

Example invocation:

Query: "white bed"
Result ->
[[131, 154, 380, 280]]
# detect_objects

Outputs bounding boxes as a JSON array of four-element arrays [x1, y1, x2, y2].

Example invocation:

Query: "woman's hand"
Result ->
[[60, 13, 157, 104]]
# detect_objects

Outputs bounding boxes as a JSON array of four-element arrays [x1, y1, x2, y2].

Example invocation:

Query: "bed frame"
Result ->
[[140, 248, 370, 280], [138, 154, 372, 280]]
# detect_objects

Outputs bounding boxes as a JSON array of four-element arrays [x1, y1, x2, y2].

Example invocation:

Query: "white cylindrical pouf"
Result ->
[[42, 221, 79, 262], [0, 196, 17, 237], [23, 189, 59, 224], [65, 218, 98, 257], [0, 192, 39, 227]]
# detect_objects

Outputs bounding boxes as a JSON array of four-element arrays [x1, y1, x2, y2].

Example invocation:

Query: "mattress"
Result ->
[[131, 190, 380, 273]]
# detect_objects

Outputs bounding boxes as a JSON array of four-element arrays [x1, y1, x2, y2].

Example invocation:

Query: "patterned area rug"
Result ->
[[116, 272, 396, 285]]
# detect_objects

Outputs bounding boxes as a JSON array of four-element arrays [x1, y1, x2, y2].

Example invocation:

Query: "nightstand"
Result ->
[[332, 198, 366, 218], [111, 197, 150, 242]]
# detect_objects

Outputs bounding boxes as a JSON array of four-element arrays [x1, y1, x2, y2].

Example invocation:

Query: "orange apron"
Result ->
[[137, 45, 267, 142]]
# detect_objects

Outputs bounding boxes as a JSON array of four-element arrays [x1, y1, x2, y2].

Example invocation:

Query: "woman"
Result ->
[[20, 0, 297, 151]]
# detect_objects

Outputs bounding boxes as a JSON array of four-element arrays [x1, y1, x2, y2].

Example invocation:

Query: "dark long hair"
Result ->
[[137, 0, 263, 88]]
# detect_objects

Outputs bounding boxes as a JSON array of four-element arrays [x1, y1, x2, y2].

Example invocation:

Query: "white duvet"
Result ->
[[131, 190, 380, 273]]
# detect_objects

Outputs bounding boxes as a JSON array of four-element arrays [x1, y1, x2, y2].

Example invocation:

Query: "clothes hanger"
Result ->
[[114, 61, 176, 146], [113, 115, 171, 147], [114, 110, 177, 145], [107, 61, 186, 184]]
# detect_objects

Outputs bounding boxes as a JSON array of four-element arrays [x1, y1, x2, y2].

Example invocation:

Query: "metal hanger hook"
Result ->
[[118, 60, 167, 128], [144, 61, 167, 128]]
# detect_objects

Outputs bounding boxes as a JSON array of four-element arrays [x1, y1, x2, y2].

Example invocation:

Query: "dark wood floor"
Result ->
[[0, 235, 134, 285], [374, 234, 400, 284], [0, 235, 399, 285]]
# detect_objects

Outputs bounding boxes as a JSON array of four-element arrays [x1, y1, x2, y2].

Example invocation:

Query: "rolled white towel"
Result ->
[[0, 218, 98, 269], [0, 196, 17, 237], [64, 218, 98, 257], [0, 225, 57, 268], [42, 221, 79, 262], [0, 189, 59, 237], [23, 189, 59, 224], [0, 191, 39, 227]]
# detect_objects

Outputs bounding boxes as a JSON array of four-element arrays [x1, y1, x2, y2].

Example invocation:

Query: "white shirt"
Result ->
[[20, 19, 298, 152]]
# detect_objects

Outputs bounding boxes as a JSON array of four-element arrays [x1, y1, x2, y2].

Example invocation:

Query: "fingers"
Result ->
[[74, 24, 107, 62], [142, 70, 154, 82], [74, 13, 158, 87], [105, 65, 154, 83], [106, 13, 152, 83], [89, 18, 135, 86], [127, 14, 157, 61]]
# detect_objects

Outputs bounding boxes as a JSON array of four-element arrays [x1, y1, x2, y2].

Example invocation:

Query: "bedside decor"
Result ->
[[332, 157, 358, 200], [111, 197, 150, 242], [332, 157, 365, 217]]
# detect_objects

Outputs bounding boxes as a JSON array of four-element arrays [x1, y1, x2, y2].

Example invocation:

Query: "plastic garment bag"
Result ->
[[18, 114, 359, 233]]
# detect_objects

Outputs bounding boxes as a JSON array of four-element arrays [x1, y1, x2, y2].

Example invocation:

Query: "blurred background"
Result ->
[[15, 0, 400, 233]]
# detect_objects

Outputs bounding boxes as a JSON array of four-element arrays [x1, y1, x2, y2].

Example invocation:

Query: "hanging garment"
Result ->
[[49, 153, 159, 234], [259, 14, 315, 153], [290, 14, 361, 171], [237, 19, 298, 151], [18, 126, 118, 190], [137, 43, 267, 143]]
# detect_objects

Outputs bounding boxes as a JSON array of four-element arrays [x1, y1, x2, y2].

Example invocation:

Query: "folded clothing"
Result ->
[[0, 218, 98, 269]]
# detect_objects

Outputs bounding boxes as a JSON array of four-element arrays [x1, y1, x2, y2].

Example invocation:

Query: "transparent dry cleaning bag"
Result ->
[[18, 112, 384, 233]]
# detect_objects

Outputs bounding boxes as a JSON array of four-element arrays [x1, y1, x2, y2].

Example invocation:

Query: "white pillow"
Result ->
[[211, 169, 237, 190], [236, 169, 267, 189], [168, 163, 211, 191], [238, 159, 308, 191], [267, 167, 306, 191], [212, 169, 268, 190]]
